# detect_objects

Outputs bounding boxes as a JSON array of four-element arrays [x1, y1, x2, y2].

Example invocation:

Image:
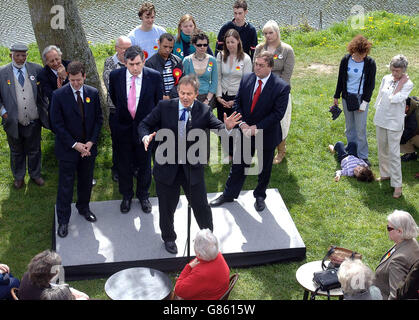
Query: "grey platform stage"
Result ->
[[52, 189, 306, 280]]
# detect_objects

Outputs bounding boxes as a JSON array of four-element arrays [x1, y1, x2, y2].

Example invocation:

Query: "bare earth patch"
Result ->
[[306, 63, 336, 74]]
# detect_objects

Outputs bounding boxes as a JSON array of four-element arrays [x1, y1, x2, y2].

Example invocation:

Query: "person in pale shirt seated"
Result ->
[[127, 1, 166, 60]]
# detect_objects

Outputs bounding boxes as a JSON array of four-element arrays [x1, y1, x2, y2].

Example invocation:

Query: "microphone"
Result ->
[[186, 107, 192, 130]]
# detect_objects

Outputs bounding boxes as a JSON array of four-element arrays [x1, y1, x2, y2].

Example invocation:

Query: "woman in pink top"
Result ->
[[174, 229, 230, 300]]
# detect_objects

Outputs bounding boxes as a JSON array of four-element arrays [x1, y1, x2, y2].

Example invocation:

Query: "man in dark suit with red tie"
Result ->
[[50, 61, 103, 238], [210, 51, 290, 212], [139, 75, 241, 254], [109, 46, 163, 214]]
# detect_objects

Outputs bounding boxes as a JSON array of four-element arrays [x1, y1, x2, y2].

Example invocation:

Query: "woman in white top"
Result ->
[[373, 55, 413, 198], [216, 29, 252, 157], [254, 20, 295, 164], [216, 29, 252, 122]]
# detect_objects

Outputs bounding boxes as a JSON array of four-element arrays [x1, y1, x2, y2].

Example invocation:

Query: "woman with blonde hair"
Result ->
[[254, 20, 295, 164]]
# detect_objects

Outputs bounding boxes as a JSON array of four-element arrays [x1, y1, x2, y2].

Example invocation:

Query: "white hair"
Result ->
[[42, 45, 62, 63], [338, 258, 374, 295], [390, 54, 408, 71], [387, 210, 418, 240], [115, 36, 132, 47], [193, 229, 219, 261]]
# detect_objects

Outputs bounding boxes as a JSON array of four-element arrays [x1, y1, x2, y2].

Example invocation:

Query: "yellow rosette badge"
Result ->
[[7, 80, 11, 85], [86, 97, 91, 103]]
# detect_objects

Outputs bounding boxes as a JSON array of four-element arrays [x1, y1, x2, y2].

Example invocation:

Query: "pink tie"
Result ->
[[128, 75, 137, 119]]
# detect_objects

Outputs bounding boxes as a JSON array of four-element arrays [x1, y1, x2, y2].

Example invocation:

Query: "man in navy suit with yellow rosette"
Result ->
[[50, 61, 103, 238], [210, 51, 290, 212]]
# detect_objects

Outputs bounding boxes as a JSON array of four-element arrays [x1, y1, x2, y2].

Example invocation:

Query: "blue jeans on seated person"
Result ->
[[334, 141, 358, 163]]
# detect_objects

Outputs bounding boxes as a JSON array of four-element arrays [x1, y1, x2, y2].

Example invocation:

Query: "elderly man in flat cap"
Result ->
[[0, 43, 49, 189]]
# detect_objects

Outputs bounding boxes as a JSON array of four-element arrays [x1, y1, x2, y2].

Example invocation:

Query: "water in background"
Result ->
[[0, 0, 417, 47]]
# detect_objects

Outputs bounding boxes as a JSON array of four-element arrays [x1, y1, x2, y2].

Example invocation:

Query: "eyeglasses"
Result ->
[[195, 43, 208, 47], [386, 225, 395, 232]]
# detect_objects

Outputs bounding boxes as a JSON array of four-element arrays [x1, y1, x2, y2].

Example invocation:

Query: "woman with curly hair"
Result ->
[[333, 35, 377, 167]]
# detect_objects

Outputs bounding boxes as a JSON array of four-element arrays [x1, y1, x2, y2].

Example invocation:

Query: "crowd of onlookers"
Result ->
[[1, 209, 418, 300], [0, 0, 418, 300]]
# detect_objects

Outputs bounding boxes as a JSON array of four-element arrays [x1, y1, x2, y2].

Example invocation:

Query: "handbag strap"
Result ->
[[357, 67, 364, 95], [322, 246, 336, 270]]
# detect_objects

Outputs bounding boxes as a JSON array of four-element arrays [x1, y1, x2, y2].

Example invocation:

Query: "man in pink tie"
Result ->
[[109, 46, 163, 214], [210, 51, 290, 212]]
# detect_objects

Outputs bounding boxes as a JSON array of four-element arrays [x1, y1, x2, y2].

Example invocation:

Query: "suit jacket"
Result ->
[[374, 239, 419, 300], [0, 62, 49, 139], [50, 83, 103, 162], [234, 72, 290, 150], [37, 59, 71, 104], [109, 66, 163, 144], [139, 98, 225, 186]]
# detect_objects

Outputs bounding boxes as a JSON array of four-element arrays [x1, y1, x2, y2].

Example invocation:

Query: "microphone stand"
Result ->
[[186, 107, 192, 260]]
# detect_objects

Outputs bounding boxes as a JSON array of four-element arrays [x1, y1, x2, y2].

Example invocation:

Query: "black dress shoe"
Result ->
[[58, 224, 68, 238], [140, 198, 152, 213], [254, 197, 266, 212], [79, 210, 97, 222], [361, 158, 371, 167], [120, 198, 131, 213], [164, 241, 178, 254], [209, 194, 234, 207], [401, 152, 417, 162]]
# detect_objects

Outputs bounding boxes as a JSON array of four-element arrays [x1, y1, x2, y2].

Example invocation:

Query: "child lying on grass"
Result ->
[[329, 141, 374, 182]]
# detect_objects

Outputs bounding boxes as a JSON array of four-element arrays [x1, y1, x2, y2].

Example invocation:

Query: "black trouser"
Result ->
[[56, 156, 96, 225], [117, 140, 151, 200], [7, 120, 42, 180], [108, 111, 118, 173], [223, 135, 275, 200], [155, 165, 213, 242]]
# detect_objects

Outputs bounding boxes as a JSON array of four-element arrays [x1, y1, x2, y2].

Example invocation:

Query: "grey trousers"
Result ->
[[6, 120, 42, 180]]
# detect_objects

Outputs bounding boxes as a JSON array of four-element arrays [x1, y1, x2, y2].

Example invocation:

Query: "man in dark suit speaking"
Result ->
[[50, 61, 103, 238], [109, 46, 163, 214], [210, 51, 290, 212], [139, 75, 241, 254]]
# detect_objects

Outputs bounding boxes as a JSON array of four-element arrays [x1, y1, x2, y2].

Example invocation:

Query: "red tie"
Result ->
[[57, 76, 62, 89], [250, 79, 263, 113]]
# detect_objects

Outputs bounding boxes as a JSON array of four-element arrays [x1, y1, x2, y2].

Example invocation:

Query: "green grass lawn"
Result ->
[[0, 11, 418, 300]]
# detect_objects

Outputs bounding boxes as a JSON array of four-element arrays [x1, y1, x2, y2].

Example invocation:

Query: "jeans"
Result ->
[[342, 97, 369, 159], [334, 141, 358, 163]]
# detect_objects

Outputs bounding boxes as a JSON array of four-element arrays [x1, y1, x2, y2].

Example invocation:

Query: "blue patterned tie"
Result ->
[[179, 108, 188, 137], [18, 69, 24, 87]]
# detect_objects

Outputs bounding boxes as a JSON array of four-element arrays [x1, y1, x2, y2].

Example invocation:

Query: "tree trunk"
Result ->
[[27, 0, 108, 121]]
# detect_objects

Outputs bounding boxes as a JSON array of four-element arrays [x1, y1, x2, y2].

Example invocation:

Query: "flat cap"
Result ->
[[10, 43, 28, 52]]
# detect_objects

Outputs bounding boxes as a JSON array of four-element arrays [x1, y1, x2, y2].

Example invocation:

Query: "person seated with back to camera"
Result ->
[[328, 141, 374, 182], [174, 229, 230, 300], [19, 250, 89, 300], [337, 258, 382, 300]]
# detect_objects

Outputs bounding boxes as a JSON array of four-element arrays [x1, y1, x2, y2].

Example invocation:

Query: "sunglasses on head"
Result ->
[[196, 43, 208, 47], [387, 225, 395, 232]]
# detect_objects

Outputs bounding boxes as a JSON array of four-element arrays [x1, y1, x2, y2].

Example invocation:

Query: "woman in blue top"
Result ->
[[333, 35, 376, 166], [173, 14, 214, 61], [183, 29, 218, 108]]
